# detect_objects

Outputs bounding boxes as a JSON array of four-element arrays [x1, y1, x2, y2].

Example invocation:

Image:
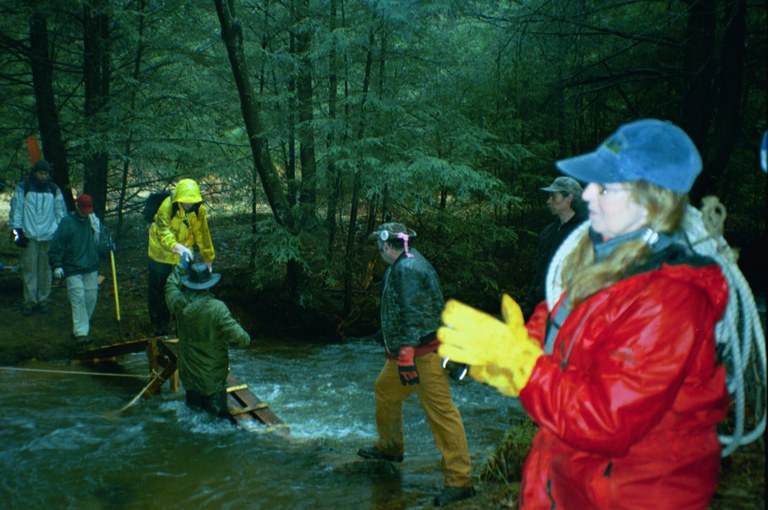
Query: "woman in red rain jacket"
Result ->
[[439, 119, 729, 510]]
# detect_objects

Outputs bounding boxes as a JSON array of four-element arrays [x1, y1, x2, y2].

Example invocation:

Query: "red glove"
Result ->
[[397, 346, 420, 385]]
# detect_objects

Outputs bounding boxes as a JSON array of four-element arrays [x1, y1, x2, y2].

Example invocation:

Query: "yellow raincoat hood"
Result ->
[[172, 178, 203, 205], [147, 178, 215, 264]]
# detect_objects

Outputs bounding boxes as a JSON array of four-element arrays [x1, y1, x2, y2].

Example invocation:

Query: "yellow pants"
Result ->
[[373, 351, 472, 487]]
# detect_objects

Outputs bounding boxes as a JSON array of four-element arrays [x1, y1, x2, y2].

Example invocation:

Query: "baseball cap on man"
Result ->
[[541, 176, 582, 197], [555, 119, 702, 193], [368, 222, 417, 242], [76, 194, 94, 215]]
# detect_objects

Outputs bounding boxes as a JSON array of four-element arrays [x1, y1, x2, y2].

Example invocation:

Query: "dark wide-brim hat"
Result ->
[[181, 262, 221, 290], [368, 222, 417, 242]]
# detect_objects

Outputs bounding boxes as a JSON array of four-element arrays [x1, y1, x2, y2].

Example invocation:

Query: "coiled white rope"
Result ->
[[545, 200, 766, 457]]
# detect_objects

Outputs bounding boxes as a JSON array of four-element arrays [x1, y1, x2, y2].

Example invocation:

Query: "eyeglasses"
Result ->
[[596, 184, 628, 196]]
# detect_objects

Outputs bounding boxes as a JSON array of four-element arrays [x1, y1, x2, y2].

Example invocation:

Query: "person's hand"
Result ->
[[204, 260, 213, 272], [397, 346, 420, 385], [53, 267, 64, 279], [13, 228, 28, 248], [438, 294, 543, 397], [171, 243, 193, 262]]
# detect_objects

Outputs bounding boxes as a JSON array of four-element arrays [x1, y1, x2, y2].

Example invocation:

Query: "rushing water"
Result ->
[[1, 338, 521, 509]]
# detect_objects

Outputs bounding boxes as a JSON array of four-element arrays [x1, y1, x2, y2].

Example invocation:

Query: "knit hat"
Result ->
[[33, 160, 51, 173], [555, 119, 702, 193]]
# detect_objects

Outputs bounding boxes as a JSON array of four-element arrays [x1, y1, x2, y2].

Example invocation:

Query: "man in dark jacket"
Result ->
[[356, 222, 474, 507], [522, 176, 585, 319], [10, 160, 67, 315], [165, 262, 250, 419], [49, 194, 111, 345]]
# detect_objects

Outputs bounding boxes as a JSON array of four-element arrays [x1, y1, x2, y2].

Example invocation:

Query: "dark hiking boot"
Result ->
[[434, 486, 475, 507], [37, 302, 48, 314], [75, 335, 93, 347], [22, 303, 34, 316], [357, 446, 403, 463]]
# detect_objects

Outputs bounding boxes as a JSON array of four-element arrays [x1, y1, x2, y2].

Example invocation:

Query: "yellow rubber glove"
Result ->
[[438, 294, 543, 396]]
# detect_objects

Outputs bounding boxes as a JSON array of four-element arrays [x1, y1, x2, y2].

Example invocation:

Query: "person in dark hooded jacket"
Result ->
[[522, 176, 585, 319], [49, 194, 112, 345]]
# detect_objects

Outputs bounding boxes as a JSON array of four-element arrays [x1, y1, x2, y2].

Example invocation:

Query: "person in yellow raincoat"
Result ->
[[147, 178, 215, 335]]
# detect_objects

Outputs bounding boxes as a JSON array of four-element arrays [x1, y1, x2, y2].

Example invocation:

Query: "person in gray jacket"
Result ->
[[356, 222, 474, 507], [49, 194, 112, 345], [9, 160, 67, 315], [166, 261, 251, 419]]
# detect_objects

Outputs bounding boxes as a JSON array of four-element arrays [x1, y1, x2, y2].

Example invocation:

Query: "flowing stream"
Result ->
[[1, 338, 522, 509]]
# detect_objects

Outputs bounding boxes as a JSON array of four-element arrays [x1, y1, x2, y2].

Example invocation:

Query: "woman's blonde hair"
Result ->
[[562, 181, 688, 307]]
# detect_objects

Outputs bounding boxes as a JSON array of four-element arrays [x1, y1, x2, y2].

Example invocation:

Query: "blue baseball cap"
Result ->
[[555, 119, 702, 193]]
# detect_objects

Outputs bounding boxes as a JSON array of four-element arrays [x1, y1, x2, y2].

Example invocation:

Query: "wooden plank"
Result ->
[[226, 374, 290, 436], [72, 336, 178, 362], [143, 351, 178, 399], [71, 338, 150, 360]]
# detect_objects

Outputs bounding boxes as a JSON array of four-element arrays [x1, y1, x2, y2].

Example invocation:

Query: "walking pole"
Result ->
[[110, 248, 121, 338]]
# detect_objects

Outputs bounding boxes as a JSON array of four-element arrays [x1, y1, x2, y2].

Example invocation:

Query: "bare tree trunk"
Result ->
[[213, 0, 293, 228], [343, 170, 361, 315], [250, 0, 272, 268], [116, 0, 147, 237], [698, 0, 747, 202], [29, 9, 74, 210], [342, 18, 376, 316], [295, 0, 317, 222], [287, 30, 297, 208], [678, 0, 717, 155], [83, 0, 110, 217], [325, 0, 340, 260]]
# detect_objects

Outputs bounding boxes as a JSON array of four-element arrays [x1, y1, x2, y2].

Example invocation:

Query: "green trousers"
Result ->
[[373, 351, 472, 487]]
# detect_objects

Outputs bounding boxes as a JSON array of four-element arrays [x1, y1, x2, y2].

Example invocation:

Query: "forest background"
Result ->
[[0, 1, 765, 506], [1, 0, 765, 328]]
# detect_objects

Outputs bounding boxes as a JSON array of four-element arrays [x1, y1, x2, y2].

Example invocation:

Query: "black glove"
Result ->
[[397, 347, 420, 385], [13, 228, 28, 248], [441, 357, 469, 381]]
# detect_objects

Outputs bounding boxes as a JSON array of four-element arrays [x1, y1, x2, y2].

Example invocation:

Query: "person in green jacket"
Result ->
[[49, 194, 112, 345], [148, 178, 215, 336], [165, 262, 250, 419]]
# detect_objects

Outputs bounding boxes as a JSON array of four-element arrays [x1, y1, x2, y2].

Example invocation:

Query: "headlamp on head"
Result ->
[[380, 230, 390, 242]]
